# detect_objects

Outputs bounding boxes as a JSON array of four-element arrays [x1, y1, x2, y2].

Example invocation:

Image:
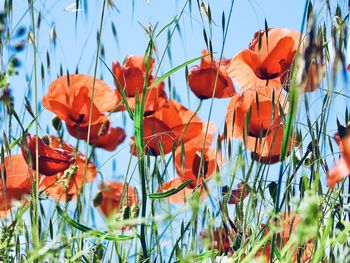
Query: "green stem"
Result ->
[[28, 0, 40, 253], [270, 1, 310, 261], [80, 0, 107, 222], [134, 40, 154, 262]]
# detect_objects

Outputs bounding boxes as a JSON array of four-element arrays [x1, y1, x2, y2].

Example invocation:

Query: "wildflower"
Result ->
[[247, 123, 285, 164], [112, 55, 168, 115], [229, 28, 324, 93], [39, 136, 97, 201], [224, 87, 289, 163], [67, 125, 126, 152], [327, 123, 350, 187], [42, 74, 125, 151], [131, 100, 203, 156], [188, 50, 235, 99], [0, 154, 33, 213], [258, 213, 313, 262], [43, 74, 117, 122], [228, 28, 301, 91], [89, 127, 126, 151], [160, 144, 218, 203], [201, 227, 233, 255], [20, 133, 74, 176], [93, 181, 139, 224], [113, 55, 155, 94]]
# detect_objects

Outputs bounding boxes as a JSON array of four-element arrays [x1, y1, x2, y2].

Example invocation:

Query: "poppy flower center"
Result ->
[[248, 125, 269, 137], [191, 151, 209, 186], [255, 66, 280, 80], [69, 113, 86, 124]]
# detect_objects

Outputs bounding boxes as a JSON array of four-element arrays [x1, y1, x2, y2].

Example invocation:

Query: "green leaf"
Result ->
[[149, 179, 193, 199], [56, 206, 134, 241], [156, 16, 177, 38]]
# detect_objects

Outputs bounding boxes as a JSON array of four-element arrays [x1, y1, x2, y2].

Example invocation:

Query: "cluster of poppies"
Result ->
[[223, 28, 324, 164], [4, 26, 348, 228]]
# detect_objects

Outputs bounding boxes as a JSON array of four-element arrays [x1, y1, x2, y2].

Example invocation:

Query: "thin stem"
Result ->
[[28, 0, 40, 253], [79, 0, 107, 248], [270, 1, 310, 261]]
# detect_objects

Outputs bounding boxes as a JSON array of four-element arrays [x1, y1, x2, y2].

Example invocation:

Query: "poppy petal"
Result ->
[[39, 137, 97, 201], [257, 37, 295, 80], [21, 134, 75, 176], [66, 119, 110, 142], [89, 127, 126, 151], [43, 74, 117, 114], [228, 182, 250, 204]]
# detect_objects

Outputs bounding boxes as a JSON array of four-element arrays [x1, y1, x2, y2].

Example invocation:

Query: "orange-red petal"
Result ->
[[89, 127, 126, 151], [20, 134, 74, 176]]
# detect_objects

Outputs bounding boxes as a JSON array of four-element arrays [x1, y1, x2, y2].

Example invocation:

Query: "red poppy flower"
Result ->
[[131, 100, 203, 156], [89, 127, 126, 151], [246, 123, 286, 164], [39, 136, 97, 201], [93, 181, 139, 219], [224, 87, 289, 163], [201, 227, 234, 255], [20, 134, 74, 176], [224, 87, 285, 139], [42, 75, 111, 128], [228, 28, 302, 91], [42, 75, 116, 128], [43, 74, 126, 150], [159, 144, 219, 203], [0, 154, 33, 213], [299, 59, 325, 92], [112, 55, 168, 114], [327, 129, 350, 188], [113, 56, 155, 95], [258, 213, 313, 262], [188, 50, 235, 99], [228, 182, 250, 204]]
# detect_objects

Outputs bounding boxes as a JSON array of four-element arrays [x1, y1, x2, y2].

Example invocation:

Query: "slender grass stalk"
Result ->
[[197, 0, 235, 212], [80, 0, 107, 231], [133, 39, 155, 262], [28, 0, 40, 253], [270, 1, 310, 261]]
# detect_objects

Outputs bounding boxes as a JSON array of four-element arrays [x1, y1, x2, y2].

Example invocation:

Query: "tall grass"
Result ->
[[0, 0, 349, 262]]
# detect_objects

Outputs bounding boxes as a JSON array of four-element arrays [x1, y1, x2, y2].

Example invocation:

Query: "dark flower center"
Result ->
[[191, 151, 209, 183]]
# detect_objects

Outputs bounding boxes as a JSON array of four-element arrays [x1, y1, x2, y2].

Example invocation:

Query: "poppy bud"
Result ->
[[52, 115, 62, 132]]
